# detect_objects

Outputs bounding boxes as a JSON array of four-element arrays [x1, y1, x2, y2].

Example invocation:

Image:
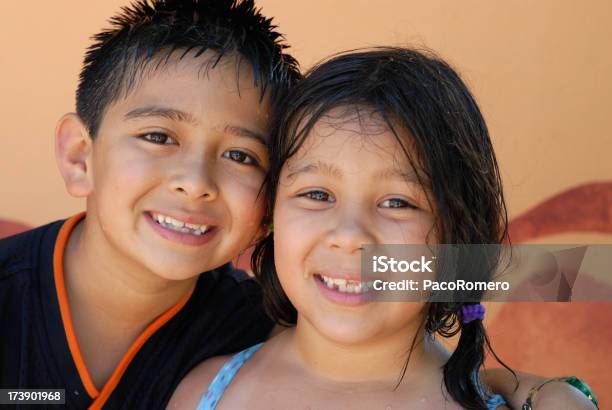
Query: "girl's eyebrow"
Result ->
[[373, 167, 421, 184], [286, 161, 422, 184], [285, 160, 342, 179]]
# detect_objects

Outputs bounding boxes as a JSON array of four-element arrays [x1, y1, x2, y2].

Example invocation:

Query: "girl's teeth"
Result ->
[[319, 274, 369, 294]]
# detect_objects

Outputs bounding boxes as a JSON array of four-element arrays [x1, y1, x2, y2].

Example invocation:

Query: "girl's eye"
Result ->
[[141, 132, 177, 145], [223, 150, 258, 165], [300, 190, 336, 203], [379, 198, 417, 209]]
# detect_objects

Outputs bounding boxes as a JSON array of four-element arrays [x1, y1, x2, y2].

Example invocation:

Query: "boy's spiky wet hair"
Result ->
[[76, 0, 300, 137]]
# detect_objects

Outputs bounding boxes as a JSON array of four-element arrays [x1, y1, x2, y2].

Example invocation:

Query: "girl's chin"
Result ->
[[302, 315, 383, 345]]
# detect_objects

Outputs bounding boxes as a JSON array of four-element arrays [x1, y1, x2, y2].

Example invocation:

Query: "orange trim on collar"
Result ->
[[52, 213, 196, 409], [90, 286, 194, 409], [53, 212, 98, 398]]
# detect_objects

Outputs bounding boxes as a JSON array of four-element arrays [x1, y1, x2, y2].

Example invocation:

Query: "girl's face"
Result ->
[[273, 110, 436, 344]]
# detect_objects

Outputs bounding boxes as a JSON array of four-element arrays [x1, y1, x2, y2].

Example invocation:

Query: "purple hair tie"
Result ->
[[457, 303, 485, 324]]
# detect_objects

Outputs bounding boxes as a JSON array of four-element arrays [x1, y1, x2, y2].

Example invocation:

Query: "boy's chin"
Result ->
[[141, 256, 215, 282]]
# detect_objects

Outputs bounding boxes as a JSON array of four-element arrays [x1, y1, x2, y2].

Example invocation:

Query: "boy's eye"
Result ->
[[379, 198, 417, 209], [299, 190, 336, 203], [223, 150, 257, 165], [140, 132, 177, 145]]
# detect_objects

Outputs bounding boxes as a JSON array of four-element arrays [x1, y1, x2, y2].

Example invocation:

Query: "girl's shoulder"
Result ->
[[167, 354, 232, 410], [168, 342, 266, 409]]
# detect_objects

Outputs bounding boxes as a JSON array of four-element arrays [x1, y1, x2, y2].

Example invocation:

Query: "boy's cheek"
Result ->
[[218, 169, 266, 213], [92, 145, 155, 189]]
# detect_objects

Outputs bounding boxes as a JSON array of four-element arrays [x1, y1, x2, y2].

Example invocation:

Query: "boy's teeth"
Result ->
[[152, 213, 208, 235], [166, 216, 184, 228]]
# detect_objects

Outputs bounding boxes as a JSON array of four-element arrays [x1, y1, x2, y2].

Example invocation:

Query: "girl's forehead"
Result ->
[[292, 111, 410, 164], [286, 120, 424, 184]]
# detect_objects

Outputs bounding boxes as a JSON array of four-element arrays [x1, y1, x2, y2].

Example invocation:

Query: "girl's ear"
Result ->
[[55, 113, 94, 198]]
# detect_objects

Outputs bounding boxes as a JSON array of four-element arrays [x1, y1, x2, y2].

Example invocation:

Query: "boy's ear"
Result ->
[[252, 221, 272, 246], [55, 113, 94, 198]]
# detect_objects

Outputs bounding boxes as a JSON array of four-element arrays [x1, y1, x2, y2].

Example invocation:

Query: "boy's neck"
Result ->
[[64, 216, 196, 324], [289, 315, 449, 386], [62, 216, 196, 388]]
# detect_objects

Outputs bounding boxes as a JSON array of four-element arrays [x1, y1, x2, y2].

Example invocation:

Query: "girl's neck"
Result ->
[[288, 314, 449, 386]]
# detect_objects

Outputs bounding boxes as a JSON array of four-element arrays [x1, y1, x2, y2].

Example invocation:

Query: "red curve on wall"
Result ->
[[493, 181, 612, 406], [0, 219, 30, 238], [508, 181, 612, 242]]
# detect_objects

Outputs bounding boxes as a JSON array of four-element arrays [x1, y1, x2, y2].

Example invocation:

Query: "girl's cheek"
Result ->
[[276, 205, 326, 240], [374, 212, 436, 245]]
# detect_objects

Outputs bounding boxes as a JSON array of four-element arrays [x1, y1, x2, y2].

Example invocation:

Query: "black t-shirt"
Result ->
[[0, 216, 273, 409]]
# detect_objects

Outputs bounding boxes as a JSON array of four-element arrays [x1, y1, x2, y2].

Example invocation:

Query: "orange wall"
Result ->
[[1, 1, 611, 225]]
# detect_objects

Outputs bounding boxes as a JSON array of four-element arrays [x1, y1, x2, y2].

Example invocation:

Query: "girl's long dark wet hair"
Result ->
[[253, 47, 514, 409]]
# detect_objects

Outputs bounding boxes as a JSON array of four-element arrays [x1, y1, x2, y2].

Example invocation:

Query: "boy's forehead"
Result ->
[[126, 50, 259, 102], [104, 50, 272, 132]]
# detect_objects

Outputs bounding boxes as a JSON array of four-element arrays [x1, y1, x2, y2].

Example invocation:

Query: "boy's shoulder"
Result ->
[[0, 219, 64, 281], [122, 266, 272, 408], [211, 263, 258, 293], [188, 263, 267, 324]]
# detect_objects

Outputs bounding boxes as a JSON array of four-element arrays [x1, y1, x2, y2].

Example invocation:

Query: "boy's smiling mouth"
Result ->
[[151, 212, 209, 236], [145, 211, 217, 246]]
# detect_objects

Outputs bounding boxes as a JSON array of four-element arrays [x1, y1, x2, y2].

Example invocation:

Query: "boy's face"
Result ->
[[82, 52, 270, 280]]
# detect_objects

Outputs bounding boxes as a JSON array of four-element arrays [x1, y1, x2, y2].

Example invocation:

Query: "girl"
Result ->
[[170, 47, 596, 409]]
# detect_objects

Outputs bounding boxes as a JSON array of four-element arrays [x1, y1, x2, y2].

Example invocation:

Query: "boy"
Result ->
[[0, 0, 299, 408]]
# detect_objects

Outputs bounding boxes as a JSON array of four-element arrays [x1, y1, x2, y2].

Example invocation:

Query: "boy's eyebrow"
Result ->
[[124, 105, 198, 125], [123, 107, 266, 146], [223, 125, 268, 146]]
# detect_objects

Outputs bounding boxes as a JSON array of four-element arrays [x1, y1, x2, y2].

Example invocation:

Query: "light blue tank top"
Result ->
[[196, 343, 506, 410]]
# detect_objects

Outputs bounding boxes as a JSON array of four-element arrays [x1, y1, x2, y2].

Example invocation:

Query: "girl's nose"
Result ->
[[325, 209, 376, 254]]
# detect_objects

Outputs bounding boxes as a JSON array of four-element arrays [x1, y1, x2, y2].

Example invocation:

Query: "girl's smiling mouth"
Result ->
[[313, 273, 374, 306]]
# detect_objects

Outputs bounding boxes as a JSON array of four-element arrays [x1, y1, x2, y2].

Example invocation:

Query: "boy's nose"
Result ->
[[168, 159, 219, 201], [325, 210, 376, 254]]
